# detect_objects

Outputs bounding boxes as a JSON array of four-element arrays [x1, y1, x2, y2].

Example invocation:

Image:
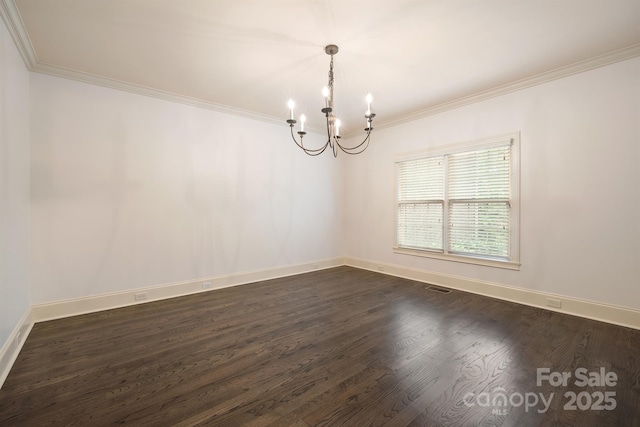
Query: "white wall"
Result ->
[[29, 74, 343, 304], [0, 19, 30, 348], [344, 57, 640, 310], [12, 26, 640, 315]]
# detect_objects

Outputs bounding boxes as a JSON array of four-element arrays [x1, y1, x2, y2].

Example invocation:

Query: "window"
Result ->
[[395, 133, 520, 269]]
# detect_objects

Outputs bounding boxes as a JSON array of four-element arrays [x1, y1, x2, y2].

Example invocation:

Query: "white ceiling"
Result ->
[[6, 0, 640, 134]]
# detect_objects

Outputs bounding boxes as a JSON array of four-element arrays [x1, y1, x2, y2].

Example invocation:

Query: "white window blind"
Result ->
[[448, 145, 511, 259], [397, 157, 444, 251], [396, 138, 516, 264]]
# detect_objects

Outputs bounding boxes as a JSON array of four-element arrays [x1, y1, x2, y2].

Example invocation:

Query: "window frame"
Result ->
[[394, 133, 520, 270]]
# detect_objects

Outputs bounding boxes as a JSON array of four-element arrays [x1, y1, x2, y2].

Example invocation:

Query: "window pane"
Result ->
[[398, 202, 443, 251], [448, 202, 510, 258], [448, 146, 510, 200], [397, 156, 444, 202]]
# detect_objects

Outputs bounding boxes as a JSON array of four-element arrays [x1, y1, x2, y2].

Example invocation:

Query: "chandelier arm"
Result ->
[[335, 129, 372, 153], [336, 133, 372, 155], [298, 139, 331, 156], [290, 126, 329, 155], [325, 115, 339, 158], [304, 142, 331, 156]]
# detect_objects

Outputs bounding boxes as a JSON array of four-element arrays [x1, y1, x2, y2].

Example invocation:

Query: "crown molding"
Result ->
[[31, 61, 333, 133], [370, 43, 640, 134], [0, 0, 36, 68], [31, 61, 292, 128], [34, 61, 332, 133], [2, 0, 639, 137]]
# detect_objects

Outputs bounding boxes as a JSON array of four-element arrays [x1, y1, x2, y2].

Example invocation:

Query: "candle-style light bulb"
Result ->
[[366, 93, 373, 116], [335, 119, 341, 137], [287, 99, 295, 120], [300, 114, 306, 132], [322, 86, 329, 108]]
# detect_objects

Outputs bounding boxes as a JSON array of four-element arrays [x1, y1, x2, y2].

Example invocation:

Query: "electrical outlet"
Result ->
[[134, 292, 148, 301], [202, 282, 212, 289], [546, 298, 562, 309]]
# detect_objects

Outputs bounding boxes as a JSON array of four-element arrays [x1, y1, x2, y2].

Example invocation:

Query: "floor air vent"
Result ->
[[425, 285, 452, 294]]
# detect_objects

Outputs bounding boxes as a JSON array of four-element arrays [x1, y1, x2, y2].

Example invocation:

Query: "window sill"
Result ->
[[393, 247, 521, 270]]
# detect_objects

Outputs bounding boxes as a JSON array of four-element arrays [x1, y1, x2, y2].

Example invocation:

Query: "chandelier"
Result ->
[[286, 45, 375, 157]]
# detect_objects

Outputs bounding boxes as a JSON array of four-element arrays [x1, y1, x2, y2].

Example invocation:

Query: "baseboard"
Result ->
[[0, 307, 34, 389], [345, 256, 640, 330], [32, 257, 345, 323]]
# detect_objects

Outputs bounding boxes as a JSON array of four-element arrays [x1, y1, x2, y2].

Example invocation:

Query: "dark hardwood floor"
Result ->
[[1, 266, 639, 426]]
